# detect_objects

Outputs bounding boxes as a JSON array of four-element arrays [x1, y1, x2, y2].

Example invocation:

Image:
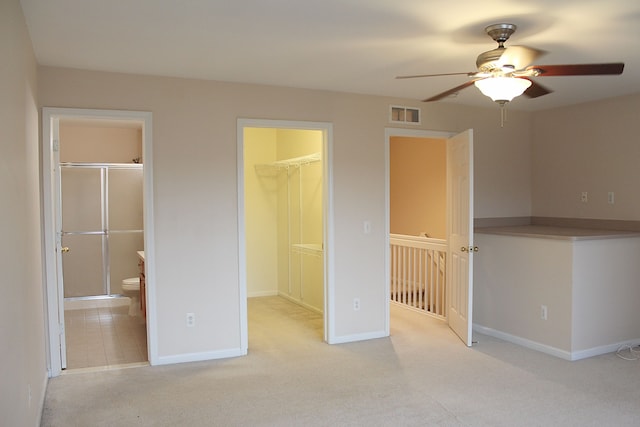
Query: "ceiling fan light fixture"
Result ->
[[474, 76, 532, 103]]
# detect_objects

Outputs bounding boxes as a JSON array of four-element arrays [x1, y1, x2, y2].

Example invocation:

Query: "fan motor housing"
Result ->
[[476, 48, 506, 72], [476, 23, 517, 72]]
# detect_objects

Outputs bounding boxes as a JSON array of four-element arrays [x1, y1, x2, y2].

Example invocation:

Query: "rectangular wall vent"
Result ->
[[390, 106, 420, 124]]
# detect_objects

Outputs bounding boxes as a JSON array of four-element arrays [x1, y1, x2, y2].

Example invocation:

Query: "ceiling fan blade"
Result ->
[[522, 79, 553, 98], [498, 45, 546, 70], [422, 80, 479, 102], [527, 63, 624, 76], [396, 72, 475, 79]]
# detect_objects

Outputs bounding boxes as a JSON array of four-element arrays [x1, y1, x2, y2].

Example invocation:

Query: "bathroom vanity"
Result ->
[[137, 250, 146, 319], [473, 225, 640, 360]]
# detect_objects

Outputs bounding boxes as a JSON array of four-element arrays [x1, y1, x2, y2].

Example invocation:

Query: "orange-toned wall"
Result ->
[[390, 136, 446, 239]]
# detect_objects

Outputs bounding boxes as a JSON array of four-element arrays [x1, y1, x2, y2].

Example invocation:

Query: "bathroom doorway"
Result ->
[[237, 119, 334, 350], [59, 119, 146, 369], [43, 108, 155, 376]]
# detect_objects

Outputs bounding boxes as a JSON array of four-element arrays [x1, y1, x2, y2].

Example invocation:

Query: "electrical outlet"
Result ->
[[353, 298, 360, 311], [541, 305, 548, 320], [186, 312, 195, 327], [581, 192, 588, 203], [608, 192, 615, 204]]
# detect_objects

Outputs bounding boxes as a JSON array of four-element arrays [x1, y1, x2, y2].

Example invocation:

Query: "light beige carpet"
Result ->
[[41, 296, 640, 426]]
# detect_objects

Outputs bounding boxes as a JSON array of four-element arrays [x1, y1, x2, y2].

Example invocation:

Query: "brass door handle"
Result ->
[[61, 247, 70, 253], [461, 246, 479, 252]]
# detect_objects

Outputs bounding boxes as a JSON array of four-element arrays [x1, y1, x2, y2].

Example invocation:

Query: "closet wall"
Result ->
[[245, 128, 323, 312]]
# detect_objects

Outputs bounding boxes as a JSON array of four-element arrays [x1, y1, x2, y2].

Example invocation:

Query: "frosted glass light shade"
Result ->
[[474, 77, 532, 102]]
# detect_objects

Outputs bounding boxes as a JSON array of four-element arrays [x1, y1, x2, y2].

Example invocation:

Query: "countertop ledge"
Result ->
[[475, 225, 640, 241]]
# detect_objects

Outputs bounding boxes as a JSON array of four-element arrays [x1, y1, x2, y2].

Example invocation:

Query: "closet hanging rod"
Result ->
[[261, 152, 321, 169], [254, 152, 321, 176]]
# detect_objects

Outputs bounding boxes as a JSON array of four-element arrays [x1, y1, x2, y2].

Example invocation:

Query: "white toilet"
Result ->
[[122, 277, 141, 317]]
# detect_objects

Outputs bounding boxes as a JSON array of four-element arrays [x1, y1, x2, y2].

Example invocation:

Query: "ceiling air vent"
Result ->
[[390, 106, 420, 124]]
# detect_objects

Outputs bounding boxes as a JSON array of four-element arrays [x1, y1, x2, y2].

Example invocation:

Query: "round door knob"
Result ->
[[461, 246, 467, 252], [61, 247, 70, 253]]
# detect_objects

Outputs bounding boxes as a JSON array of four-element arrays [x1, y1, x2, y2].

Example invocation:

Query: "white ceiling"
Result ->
[[20, 0, 640, 111]]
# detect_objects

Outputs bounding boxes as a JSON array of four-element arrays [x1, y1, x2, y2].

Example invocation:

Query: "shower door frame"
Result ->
[[60, 162, 144, 299]]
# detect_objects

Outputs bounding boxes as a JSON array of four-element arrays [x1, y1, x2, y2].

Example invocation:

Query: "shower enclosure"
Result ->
[[60, 163, 143, 298]]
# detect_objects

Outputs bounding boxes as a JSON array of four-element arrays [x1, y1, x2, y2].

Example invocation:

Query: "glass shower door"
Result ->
[[61, 164, 144, 299], [108, 167, 144, 295], [61, 166, 107, 298]]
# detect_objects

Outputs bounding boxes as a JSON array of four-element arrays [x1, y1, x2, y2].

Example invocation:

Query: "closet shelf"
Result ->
[[255, 152, 321, 175]]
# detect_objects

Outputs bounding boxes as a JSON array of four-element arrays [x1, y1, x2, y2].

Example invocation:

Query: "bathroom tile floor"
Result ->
[[64, 298, 147, 370]]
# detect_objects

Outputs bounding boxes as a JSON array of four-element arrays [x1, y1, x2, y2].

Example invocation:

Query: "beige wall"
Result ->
[[37, 65, 533, 360], [474, 233, 640, 359], [474, 234, 574, 352], [0, 0, 47, 425], [60, 122, 142, 163], [390, 136, 446, 239], [531, 93, 640, 221]]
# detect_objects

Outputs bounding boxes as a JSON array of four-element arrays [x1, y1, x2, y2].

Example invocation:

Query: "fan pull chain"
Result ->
[[499, 101, 508, 127]]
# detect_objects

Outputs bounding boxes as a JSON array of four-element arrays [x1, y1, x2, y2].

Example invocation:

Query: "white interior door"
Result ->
[[52, 117, 68, 369], [446, 129, 474, 346]]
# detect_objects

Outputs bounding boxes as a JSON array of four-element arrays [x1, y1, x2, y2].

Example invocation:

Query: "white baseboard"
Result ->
[[473, 324, 640, 361], [571, 339, 640, 361], [328, 330, 388, 345], [473, 324, 572, 360], [277, 292, 323, 314], [247, 290, 278, 298], [155, 347, 246, 366]]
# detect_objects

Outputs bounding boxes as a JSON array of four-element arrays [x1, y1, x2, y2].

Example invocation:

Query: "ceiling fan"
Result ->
[[396, 23, 624, 105]]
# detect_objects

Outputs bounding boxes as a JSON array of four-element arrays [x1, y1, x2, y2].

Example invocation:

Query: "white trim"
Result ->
[[473, 324, 572, 360], [474, 324, 640, 361], [278, 292, 323, 315], [42, 108, 155, 376], [237, 118, 335, 346], [570, 340, 640, 361], [384, 127, 455, 339], [155, 348, 247, 366], [247, 291, 279, 298], [329, 330, 388, 345]]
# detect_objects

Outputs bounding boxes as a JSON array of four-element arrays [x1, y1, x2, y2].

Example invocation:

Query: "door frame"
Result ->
[[42, 107, 156, 376], [237, 118, 335, 347], [384, 127, 463, 336]]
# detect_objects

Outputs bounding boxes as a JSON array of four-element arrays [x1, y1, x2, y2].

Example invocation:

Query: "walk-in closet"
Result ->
[[244, 127, 324, 324]]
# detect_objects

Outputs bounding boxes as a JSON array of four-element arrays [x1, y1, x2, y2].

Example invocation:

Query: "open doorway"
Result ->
[[389, 134, 447, 318], [59, 119, 146, 369], [237, 119, 334, 350], [385, 128, 475, 346], [43, 108, 155, 376]]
